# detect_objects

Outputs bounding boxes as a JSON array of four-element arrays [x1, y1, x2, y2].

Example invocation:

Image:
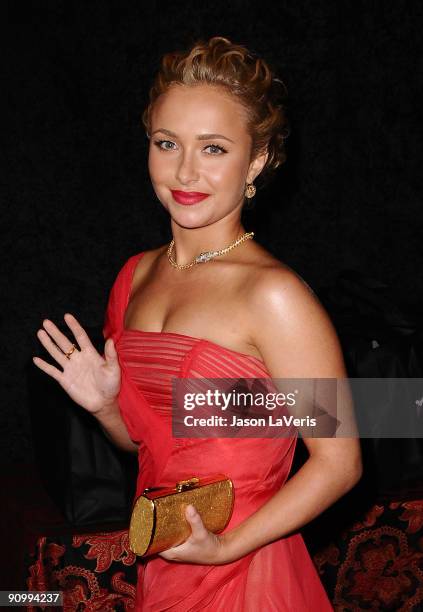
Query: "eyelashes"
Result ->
[[153, 139, 228, 155], [204, 143, 228, 155], [153, 140, 177, 152]]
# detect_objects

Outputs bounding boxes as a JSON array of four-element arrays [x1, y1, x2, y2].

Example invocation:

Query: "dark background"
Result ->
[[2, 0, 422, 465]]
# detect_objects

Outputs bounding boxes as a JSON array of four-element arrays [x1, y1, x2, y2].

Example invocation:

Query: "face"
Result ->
[[148, 83, 267, 229]]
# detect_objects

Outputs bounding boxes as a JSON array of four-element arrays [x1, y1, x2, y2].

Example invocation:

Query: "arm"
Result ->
[[222, 441, 360, 561], [222, 268, 362, 561], [160, 267, 362, 564]]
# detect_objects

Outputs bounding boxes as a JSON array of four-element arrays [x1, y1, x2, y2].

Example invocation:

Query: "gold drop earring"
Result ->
[[245, 182, 256, 199]]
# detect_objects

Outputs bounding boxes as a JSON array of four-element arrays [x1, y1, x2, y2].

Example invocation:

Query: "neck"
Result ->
[[170, 218, 246, 266]]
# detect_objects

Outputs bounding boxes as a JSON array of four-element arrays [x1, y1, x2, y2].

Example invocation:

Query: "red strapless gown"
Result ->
[[103, 252, 333, 611]]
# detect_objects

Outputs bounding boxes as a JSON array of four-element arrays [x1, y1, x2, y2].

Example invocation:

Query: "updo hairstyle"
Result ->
[[142, 36, 289, 184]]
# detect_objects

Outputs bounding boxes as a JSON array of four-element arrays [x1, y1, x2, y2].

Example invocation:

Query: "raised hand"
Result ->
[[33, 313, 121, 415]]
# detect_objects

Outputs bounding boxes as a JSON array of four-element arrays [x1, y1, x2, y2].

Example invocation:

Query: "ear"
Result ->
[[247, 150, 269, 183]]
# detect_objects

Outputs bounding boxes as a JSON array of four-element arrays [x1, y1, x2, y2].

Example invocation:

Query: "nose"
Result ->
[[176, 150, 200, 185]]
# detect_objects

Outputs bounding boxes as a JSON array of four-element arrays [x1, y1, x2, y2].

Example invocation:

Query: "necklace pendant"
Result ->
[[167, 232, 254, 269], [195, 250, 217, 263]]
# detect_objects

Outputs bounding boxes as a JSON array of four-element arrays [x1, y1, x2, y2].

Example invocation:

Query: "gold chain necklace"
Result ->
[[167, 231, 254, 270]]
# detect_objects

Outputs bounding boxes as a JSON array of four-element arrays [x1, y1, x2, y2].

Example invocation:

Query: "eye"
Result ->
[[153, 139, 177, 151], [204, 144, 228, 155]]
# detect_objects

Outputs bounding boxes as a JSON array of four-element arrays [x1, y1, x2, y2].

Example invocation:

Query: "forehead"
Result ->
[[150, 83, 250, 136]]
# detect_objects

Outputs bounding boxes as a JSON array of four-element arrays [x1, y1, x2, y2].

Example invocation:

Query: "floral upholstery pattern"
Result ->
[[24, 500, 423, 611]]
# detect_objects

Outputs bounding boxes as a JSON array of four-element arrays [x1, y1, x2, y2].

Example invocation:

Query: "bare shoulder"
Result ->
[[245, 255, 346, 378], [130, 245, 167, 292], [239, 242, 317, 306], [247, 257, 322, 319]]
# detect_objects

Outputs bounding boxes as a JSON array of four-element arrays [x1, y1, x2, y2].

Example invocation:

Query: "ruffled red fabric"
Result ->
[[103, 252, 333, 611]]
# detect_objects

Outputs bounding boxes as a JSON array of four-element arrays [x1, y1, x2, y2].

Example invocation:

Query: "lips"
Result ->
[[170, 190, 210, 205]]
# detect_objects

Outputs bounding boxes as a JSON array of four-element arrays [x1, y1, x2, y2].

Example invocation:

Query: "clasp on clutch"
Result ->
[[176, 477, 200, 492]]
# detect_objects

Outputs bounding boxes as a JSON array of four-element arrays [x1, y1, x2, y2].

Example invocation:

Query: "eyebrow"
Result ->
[[151, 128, 234, 143]]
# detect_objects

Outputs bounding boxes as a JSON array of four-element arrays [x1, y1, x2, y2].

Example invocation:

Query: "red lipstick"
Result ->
[[170, 190, 210, 205]]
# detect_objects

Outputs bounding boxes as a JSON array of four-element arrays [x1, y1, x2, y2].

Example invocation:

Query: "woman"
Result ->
[[34, 37, 362, 611]]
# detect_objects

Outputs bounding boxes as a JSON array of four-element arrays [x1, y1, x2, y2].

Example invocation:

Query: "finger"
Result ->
[[64, 313, 95, 351], [32, 356, 64, 383], [184, 505, 207, 539], [36, 329, 68, 367], [41, 319, 78, 355]]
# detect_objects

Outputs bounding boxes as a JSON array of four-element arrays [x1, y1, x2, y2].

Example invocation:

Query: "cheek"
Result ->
[[148, 153, 171, 207], [148, 149, 161, 182], [148, 148, 172, 184], [211, 157, 249, 193]]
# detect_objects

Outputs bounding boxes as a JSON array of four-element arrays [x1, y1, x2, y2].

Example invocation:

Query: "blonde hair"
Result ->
[[143, 36, 289, 183]]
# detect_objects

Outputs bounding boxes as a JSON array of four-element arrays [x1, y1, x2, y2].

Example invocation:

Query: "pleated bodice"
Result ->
[[118, 329, 270, 418]]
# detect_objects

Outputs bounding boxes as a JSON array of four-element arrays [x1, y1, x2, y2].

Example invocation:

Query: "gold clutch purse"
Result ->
[[128, 474, 234, 557]]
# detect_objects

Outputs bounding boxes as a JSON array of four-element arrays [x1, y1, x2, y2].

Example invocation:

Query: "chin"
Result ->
[[169, 212, 213, 230], [162, 199, 213, 228]]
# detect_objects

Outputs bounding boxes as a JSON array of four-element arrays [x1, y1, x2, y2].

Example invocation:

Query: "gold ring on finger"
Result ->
[[64, 343, 77, 359]]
